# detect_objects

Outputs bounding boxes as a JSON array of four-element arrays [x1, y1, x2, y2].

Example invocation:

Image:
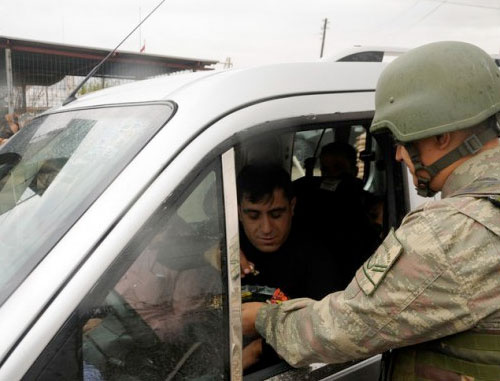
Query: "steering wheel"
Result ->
[[83, 290, 166, 380]]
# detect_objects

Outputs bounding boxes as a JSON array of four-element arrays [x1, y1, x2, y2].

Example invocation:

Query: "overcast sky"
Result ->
[[2, 0, 500, 68]]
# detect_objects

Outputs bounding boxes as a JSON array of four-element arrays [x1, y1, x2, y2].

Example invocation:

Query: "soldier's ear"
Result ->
[[435, 132, 452, 150]]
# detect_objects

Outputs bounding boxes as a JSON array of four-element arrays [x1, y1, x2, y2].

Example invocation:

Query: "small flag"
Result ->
[[140, 41, 146, 53]]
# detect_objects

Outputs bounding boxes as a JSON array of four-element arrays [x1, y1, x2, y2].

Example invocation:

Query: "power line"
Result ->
[[352, 1, 421, 42], [365, 0, 438, 40], [346, 0, 500, 47], [429, 0, 500, 10], [407, 0, 447, 29], [378, 0, 422, 27]]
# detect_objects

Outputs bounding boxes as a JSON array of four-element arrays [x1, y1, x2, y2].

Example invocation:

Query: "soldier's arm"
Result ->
[[255, 202, 497, 367]]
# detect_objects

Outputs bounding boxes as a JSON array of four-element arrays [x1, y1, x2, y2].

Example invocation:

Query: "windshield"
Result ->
[[0, 103, 174, 306]]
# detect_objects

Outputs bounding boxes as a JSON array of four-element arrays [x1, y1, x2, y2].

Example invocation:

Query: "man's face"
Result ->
[[239, 188, 295, 253], [320, 154, 356, 178]]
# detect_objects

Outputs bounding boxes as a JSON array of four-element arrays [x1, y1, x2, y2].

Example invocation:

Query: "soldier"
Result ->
[[242, 41, 500, 380]]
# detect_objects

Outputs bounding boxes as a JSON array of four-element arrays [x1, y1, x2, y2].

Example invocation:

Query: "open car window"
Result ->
[[237, 122, 391, 379]]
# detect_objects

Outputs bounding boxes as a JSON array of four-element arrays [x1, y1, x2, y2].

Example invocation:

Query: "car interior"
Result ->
[[237, 120, 407, 379]]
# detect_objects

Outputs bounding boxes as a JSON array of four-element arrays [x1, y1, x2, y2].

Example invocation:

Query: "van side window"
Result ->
[[27, 159, 230, 381], [291, 126, 368, 181]]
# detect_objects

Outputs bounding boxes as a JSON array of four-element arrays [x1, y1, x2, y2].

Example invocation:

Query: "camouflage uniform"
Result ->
[[255, 145, 500, 377]]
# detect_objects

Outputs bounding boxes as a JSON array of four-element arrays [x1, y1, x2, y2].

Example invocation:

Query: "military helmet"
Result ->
[[370, 41, 500, 142]]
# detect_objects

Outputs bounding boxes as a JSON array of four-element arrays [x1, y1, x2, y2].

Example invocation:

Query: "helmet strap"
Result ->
[[404, 117, 500, 197], [404, 143, 436, 197]]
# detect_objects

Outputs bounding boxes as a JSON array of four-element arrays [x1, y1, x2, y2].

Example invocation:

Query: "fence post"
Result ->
[[5, 48, 14, 114]]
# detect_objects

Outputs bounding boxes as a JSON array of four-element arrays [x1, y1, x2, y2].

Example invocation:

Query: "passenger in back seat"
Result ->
[[293, 142, 381, 289]]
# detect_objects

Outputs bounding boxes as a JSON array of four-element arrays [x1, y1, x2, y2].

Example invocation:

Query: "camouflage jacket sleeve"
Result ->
[[255, 197, 500, 367]]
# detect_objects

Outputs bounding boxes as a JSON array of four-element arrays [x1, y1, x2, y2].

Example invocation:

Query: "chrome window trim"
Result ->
[[262, 355, 382, 381], [222, 148, 243, 380], [321, 355, 382, 380]]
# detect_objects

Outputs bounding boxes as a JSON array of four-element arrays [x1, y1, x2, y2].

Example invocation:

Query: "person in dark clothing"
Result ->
[[293, 142, 381, 289], [237, 164, 341, 371], [239, 225, 343, 300]]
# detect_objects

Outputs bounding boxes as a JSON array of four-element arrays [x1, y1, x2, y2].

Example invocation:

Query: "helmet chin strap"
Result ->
[[404, 118, 500, 197], [403, 143, 437, 197]]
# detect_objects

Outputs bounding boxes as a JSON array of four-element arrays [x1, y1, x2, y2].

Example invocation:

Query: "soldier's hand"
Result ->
[[242, 302, 265, 337], [240, 249, 257, 278]]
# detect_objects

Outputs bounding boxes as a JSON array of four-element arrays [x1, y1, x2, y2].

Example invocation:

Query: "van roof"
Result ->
[[56, 61, 386, 111]]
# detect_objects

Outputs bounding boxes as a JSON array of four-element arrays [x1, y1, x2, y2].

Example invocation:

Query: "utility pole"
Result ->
[[320, 18, 329, 58], [223, 57, 233, 69]]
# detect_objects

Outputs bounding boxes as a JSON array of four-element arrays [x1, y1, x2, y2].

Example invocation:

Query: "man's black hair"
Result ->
[[237, 164, 294, 204], [320, 142, 357, 168]]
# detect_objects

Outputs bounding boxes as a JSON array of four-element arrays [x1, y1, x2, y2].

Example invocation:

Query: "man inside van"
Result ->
[[238, 164, 341, 298], [237, 164, 339, 370]]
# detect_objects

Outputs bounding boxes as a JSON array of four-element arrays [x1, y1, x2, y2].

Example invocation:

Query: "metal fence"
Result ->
[[0, 37, 217, 130]]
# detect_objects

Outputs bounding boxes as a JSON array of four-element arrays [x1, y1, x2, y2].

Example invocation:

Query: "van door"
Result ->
[[16, 149, 240, 380]]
